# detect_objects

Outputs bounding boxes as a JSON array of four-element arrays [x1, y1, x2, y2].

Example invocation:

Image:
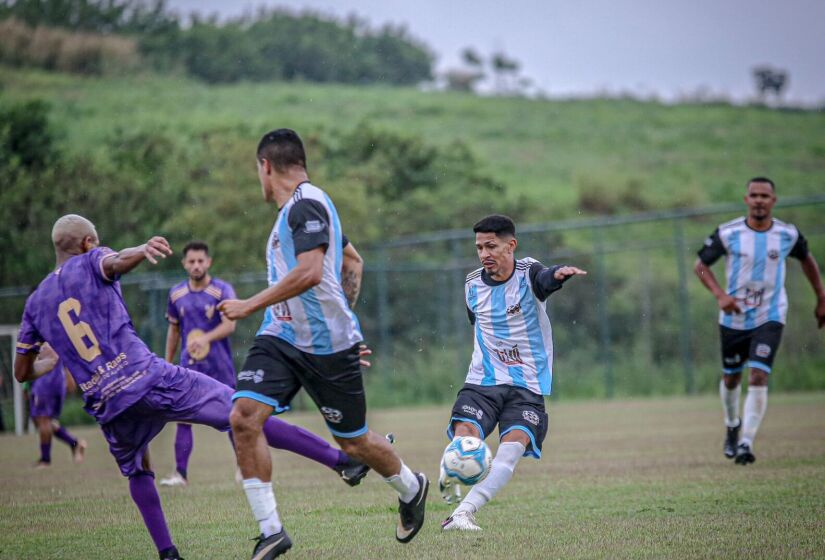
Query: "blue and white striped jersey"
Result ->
[[698, 217, 809, 330], [464, 257, 564, 396], [257, 182, 363, 354]]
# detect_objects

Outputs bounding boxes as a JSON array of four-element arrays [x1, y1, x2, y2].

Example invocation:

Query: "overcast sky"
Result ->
[[167, 0, 825, 104]]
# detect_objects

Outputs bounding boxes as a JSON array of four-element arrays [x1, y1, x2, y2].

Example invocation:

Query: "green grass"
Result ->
[[2, 66, 824, 218], [1, 393, 824, 559]]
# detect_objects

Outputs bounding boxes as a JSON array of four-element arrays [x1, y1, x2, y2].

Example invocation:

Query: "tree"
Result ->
[[752, 66, 788, 103]]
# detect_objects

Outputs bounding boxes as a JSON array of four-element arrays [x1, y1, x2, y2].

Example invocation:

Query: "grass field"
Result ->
[[1, 393, 824, 559]]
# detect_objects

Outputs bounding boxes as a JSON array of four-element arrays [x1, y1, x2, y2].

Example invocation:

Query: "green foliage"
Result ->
[[0, 97, 53, 168], [0, 1, 434, 85], [315, 122, 524, 241], [0, 98, 194, 284]]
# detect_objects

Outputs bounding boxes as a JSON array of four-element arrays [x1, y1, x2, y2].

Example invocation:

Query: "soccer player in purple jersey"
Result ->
[[27, 342, 87, 468], [15, 214, 369, 560], [160, 241, 238, 487]]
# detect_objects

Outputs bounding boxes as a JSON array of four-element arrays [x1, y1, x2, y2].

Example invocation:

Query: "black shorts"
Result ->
[[719, 321, 784, 375], [447, 383, 548, 459], [233, 335, 366, 438]]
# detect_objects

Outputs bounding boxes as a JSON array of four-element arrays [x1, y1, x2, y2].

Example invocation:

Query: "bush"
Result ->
[[0, 18, 140, 75]]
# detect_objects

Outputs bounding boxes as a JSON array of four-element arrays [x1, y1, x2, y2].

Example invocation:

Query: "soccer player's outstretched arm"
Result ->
[[342, 241, 364, 309], [529, 262, 587, 301], [102, 236, 173, 279], [219, 248, 325, 320]]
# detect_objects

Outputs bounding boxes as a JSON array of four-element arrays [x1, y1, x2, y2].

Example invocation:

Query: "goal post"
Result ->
[[0, 325, 26, 436]]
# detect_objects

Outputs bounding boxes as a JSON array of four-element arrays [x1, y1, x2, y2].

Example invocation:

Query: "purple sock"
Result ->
[[262, 417, 343, 469], [174, 424, 193, 479], [39, 442, 51, 463], [129, 473, 174, 553], [53, 426, 78, 448]]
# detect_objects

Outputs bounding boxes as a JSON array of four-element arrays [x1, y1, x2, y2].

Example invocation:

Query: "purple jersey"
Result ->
[[17, 247, 161, 424], [166, 278, 236, 387], [30, 359, 67, 418]]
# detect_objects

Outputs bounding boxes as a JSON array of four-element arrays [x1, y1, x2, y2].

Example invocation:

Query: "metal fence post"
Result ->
[[451, 238, 466, 345], [376, 247, 392, 358], [594, 228, 614, 398], [673, 219, 695, 394]]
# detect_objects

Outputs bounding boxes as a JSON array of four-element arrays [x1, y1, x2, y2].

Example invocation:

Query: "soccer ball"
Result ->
[[441, 436, 492, 486]]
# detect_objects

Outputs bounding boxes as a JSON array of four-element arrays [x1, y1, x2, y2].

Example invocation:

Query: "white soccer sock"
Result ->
[[719, 379, 741, 428], [741, 386, 768, 447], [242, 478, 282, 537], [454, 441, 525, 516], [384, 463, 420, 503]]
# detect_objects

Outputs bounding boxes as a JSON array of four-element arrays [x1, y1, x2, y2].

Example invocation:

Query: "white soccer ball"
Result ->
[[441, 436, 493, 486]]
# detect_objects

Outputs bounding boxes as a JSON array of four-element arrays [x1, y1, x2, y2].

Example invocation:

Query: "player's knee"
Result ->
[[229, 402, 257, 434], [453, 421, 480, 438], [722, 374, 741, 390], [335, 433, 369, 457], [749, 369, 769, 386]]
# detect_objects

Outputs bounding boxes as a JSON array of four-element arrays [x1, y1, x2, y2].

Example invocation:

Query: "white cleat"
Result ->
[[439, 465, 462, 505], [442, 510, 482, 531], [159, 471, 188, 487]]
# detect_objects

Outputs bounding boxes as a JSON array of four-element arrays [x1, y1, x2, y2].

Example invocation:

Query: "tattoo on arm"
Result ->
[[342, 268, 361, 309]]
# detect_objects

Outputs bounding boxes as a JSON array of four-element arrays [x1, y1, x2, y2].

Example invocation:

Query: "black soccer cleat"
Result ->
[[158, 546, 184, 560], [734, 442, 755, 465], [334, 457, 370, 487], [396, 472, 429, 544], [334, 433, 395, 487], [724, 422, 740, 459], [250, 529, 292, 560]]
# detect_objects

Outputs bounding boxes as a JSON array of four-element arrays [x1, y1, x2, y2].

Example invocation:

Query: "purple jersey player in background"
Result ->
[[14, 214, 370, 560], [27, 343, 87, 468], [160, 240, 238, 487]]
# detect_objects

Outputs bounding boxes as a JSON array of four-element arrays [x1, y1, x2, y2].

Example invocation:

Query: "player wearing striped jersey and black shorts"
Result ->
[[695, 177, 825, 465], [441, 214, 587, 532], [219, 129, 428, 558]]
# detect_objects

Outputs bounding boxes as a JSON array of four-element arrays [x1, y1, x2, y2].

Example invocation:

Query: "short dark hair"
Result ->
[[473, 214, 516, 237], [257, 128, 306, 172], [748, 176, 775, 191], [182, 241, 209, 257]]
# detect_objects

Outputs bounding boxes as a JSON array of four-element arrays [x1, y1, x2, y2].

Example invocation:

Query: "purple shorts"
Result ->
[[101, 362, 233, 477], [30, 390, 65, 419]]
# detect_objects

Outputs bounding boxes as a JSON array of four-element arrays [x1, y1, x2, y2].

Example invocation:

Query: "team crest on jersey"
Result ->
[[755, 344, 772, 358], [506, 303, 522, 316], [768, 249, 779, 260], [321, 407, 343, 424], [522, 410, 540, 426], [462, 405, 483, 420], [205, 304, 215, 320], [270, 233, 280, 249], [493, 343, 525, 366]]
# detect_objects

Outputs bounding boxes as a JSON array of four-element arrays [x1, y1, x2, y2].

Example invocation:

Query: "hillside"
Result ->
[[3, 66, 824, 220]]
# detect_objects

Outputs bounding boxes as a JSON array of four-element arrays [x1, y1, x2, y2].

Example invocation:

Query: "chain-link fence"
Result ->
[[1, 196, 824, 424]]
